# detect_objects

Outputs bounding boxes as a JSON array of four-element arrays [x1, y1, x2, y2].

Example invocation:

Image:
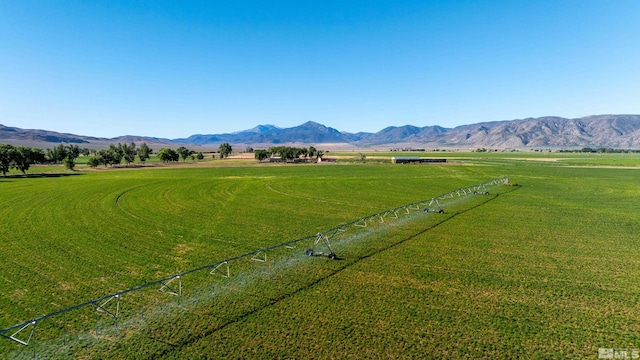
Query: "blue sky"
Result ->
[[1, 1, 639, 139]]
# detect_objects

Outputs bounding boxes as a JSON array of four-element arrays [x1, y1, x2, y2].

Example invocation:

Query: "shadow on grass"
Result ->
[[2, 172, 84, 179], [149, 185, 522, 358]]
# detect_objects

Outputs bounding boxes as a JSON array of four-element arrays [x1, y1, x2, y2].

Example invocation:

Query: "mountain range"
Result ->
[[2, 115, 640, 150]]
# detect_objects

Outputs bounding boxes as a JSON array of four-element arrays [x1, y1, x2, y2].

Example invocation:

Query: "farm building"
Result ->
[[391, 156, 447, 164]]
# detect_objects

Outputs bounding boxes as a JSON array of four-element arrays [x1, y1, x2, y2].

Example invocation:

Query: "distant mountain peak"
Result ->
[[296, 121, 330, 129], [236, 124, 280, 134]]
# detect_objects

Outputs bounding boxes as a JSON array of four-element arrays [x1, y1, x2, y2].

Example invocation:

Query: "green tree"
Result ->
[[219, 143, 232, 159], [33, 147, 46, 163], [268, 146, 284, 157], [0, 144, 17, 176], [277, 147, 305, 161], [94, 149, 116, 167], [254, 149, 270, 161], [308, 146, 317, 158], [87, 156, 101, 168], [64, 144, 81, 170], [14, 146, 45, 174], [47, 144, 67, 163], [280, 147, 295, 160], [196, 152, 204, 160], [263, 146, 319, 161], [122, 142, 137, 165], [176, 146, 193, 162], [109, 144, 124, 165], [137, 142, 152, 163], [158, 148, 179, 162]]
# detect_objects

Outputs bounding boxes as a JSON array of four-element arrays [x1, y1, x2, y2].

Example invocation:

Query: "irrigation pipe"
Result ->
[[0, 176, 509, 345]]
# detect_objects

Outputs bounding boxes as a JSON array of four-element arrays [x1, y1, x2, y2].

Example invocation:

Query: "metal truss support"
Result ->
[[439, 192, 454, 200], [95, 294, 120, 319], [473, 184, 490, 195], [210, 261, 230, 278], [379, 210, 399, 223], [306, 232, 338, 259], [423, 198, 444, 214], [0, 321, 36, 346], [159, 276, 182, 297], [251, 251, 267, 262], [354, 219, 368, 227]]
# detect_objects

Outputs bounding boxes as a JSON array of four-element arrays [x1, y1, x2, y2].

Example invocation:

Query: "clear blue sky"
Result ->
[[1, 1, 639, 139]]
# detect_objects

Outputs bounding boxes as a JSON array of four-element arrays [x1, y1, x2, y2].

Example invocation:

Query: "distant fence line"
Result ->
[[0, 176, 509, 348]]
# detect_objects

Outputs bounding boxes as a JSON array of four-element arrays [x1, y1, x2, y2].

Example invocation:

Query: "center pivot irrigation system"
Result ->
[[1, 177, 509, 351], [303, 177, 501, 259]]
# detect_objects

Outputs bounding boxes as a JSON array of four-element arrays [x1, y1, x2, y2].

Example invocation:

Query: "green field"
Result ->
[[1, 153, 640, 358]]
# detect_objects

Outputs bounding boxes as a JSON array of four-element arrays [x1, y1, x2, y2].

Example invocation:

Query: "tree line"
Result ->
[[0, 141, 321, 175], [253, 146, 323, 161], [156, 146, 203, 162], [89, 142, 233, 166], [0, 143, 83, 175], [155, 143, 233, 163], [0, 142, 156, 175], [87, 142, 153, 167]]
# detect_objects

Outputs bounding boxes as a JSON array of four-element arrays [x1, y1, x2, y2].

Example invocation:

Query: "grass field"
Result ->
[[1, 152, 640, 358]]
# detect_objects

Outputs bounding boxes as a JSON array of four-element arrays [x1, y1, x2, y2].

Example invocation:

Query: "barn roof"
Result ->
[[391, 156, 420, 160]]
